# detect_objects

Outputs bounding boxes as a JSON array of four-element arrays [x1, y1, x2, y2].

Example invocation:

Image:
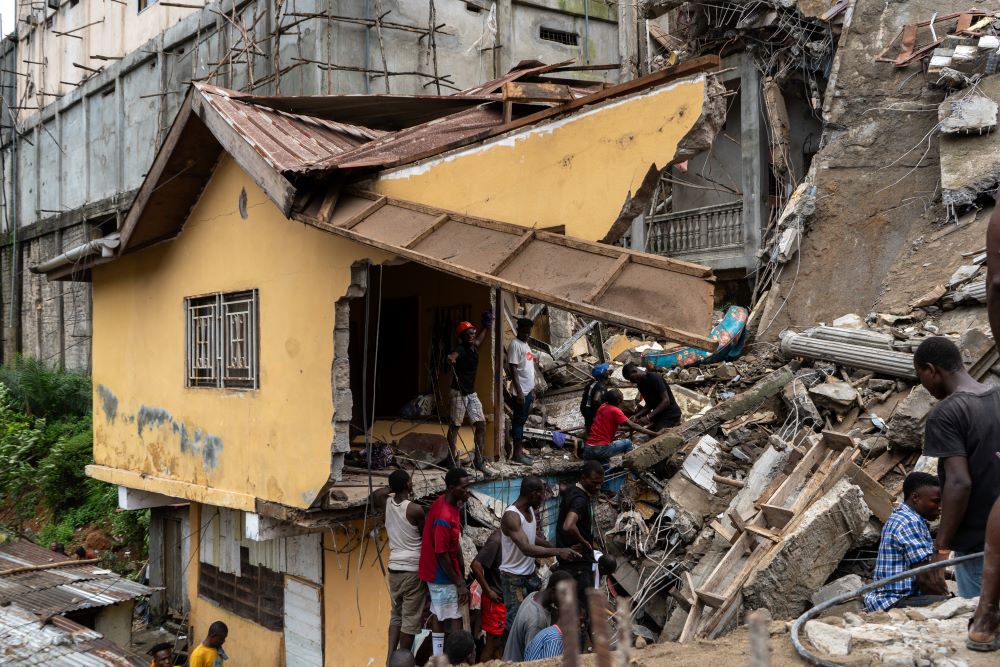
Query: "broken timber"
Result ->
[[624, 366, 794, 470], [294, 191, 718, 349]]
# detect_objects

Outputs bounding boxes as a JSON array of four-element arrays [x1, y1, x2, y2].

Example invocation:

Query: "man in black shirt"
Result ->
[[580, 363, 613, 436], [446, 316, 492, 469], [623, 362, 681, 432], [915, 337, 1000, 600], [556, 460, 604, 629]]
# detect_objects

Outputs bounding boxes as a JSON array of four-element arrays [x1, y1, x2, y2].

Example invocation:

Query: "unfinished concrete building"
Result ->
[[0, 0, 628, 370]]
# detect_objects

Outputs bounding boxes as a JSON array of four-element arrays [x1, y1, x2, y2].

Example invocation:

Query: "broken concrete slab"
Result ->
[[886, 385, 936, 451], [680, 435, 722, 493], [906, 595, 978, 621], [805, 620, 852, 657], [941, 74, 1000, 207], [718, 444, 791, 536], [672, 385, 713, 420], [811, 574, 865, 607], [742, 480, 870, 620], [808, 380, 858, 411], [939, 93, 998, 134]]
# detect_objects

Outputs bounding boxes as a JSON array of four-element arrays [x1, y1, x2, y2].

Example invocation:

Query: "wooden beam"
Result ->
[[501, 80, 573, 103], [338, 196, 386, 230], [584, 254, 629, 303], [760, 504, 794, 530], [0, 559, 98, 576], [487, 230, 534, 275], [403, 213, 450, 249]]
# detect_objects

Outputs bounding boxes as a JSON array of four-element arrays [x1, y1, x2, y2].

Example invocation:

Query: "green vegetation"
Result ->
[[0, 358, 147, 558]]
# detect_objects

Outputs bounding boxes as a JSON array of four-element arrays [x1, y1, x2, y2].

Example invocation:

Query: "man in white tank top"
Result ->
[[499, 475, 581, 631], [373, 470, 426, 662]]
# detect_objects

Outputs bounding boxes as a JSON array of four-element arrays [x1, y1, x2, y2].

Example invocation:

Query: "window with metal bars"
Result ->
[[185, 290, 259, 389], [539, 26, 579, 46]]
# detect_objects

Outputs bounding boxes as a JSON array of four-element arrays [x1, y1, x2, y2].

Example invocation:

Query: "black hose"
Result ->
[[790, 552, 985, 667]]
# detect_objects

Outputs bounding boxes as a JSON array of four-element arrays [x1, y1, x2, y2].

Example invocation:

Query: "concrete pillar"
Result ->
[[740, 55, 767, 279], [618, 0, 639, 81], [148, 508, 166, 620], [629, 213, 646, 251], [495, 0, 513, 76]]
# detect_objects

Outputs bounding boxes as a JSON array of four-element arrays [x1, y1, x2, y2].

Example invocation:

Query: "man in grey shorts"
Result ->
[[372, 470, 427, 661], [446, 315, 492, 470]]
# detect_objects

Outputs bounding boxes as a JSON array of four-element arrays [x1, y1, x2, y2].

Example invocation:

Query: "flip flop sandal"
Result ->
[[967, 617, 1000, 652]]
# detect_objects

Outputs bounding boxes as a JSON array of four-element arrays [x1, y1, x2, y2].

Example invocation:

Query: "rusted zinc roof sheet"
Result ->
[[0, 604, 146, 666], [0, 541, 155, 615], [195, 83, 385, 174]]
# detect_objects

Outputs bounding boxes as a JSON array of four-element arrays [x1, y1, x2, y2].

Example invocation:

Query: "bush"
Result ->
[[0, 356, 90, 418]]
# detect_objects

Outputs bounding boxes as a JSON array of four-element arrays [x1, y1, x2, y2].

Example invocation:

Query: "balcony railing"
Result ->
[[646, 201, 744, 258]]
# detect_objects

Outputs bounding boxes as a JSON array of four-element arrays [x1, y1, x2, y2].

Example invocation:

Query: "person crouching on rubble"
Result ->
[[582, 389, 658, 463], [914, 336, 1000, 598], [864, 472, 949, 612], [622, 362, 681, 432], [580, 363, 613, 436]]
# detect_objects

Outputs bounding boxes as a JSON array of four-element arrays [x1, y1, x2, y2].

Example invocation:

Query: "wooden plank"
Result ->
[[744, 524, 780, 543], [760, 504, 793, 530], [487, 230, 534, 275], [821, 430, 854, 452], [338, 196, 387, 230], [709, 519, 737, 544], [846, 463, 895, 523], [695, 588, 728, 608], [403, 213, 450, 249], [297, 206, 716, 349], [863, 449, 907, 482], [584, 254, 629, 303], [679, 572, 703, 643], [502, 81, 573, 103], [535, 229, 712, 279], [315, 187, 341, 223]]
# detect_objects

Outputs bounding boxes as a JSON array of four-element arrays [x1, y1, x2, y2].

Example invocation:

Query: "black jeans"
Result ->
[[891, 594, 949, 608]]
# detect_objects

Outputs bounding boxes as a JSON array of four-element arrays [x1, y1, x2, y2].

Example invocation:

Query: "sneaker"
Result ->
[[513, 454, 535, 466]]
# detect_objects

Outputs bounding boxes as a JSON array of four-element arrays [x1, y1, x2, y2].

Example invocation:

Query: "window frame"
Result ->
[[185, 289, 259, 390]]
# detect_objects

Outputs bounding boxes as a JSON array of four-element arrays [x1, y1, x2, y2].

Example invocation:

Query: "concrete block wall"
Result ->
[[0, 0, 621, 370]]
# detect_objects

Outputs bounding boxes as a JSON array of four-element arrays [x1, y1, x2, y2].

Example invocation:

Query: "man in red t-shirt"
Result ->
[[582, 389, 658, 462], [419, 467, 473, 658]]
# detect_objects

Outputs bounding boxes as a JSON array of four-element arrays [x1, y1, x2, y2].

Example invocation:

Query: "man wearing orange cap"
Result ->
[[446, 314, 492, 469]]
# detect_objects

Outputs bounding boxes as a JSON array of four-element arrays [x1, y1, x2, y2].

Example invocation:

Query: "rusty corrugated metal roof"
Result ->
[[0, 604, 146, 666], [0, 541, 155, 615], [195, 83, 386, 174]]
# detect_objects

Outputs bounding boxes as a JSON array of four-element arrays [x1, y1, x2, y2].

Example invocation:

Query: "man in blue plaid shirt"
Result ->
[[865, 472, 950, 612]]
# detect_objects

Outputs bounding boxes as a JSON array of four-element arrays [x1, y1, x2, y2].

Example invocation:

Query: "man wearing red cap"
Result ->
[[446, 314, 492, 469]]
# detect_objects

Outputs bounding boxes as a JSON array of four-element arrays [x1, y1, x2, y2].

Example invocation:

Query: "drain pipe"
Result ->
[[791, 552, 983, 667], [30, 233, 121, 275]]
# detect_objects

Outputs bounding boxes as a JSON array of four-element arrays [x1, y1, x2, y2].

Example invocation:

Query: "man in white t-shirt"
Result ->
[[507, 317, 537, 465]]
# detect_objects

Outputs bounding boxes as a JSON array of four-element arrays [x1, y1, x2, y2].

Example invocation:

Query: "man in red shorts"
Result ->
[[470, 529, 505, 660]]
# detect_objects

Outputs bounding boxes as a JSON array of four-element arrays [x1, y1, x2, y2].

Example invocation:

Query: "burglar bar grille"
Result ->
[[646, 202, 744, 257], [186, 290, 259, 389]]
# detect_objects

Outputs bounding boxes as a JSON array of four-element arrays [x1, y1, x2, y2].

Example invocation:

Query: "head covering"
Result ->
[[592, 363, 611, 379], [456, 321, 475, 336]]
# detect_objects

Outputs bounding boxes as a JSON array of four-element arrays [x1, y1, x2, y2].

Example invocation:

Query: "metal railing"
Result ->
[[646, 201, 744, 257]]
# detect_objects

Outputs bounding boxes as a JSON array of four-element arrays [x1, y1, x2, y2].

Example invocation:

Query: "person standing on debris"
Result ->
[[507, 317, 537, 466], [582, 388, 659, 462], [556, 460, 604, 625], [914, 336, 1000, 598], [580, 363, 613, 436], [502, 570, 576, 661], [500, 476, 580, 633], [371, 470, 427, 662], [864, 472, 949, 612], [622, 362, 681, 432], [470, 529, 505, 661], [967, 498, 1000, 651], [188, 621, 228, 667], [419, 468, 473, 657], [447, 314, 493, 470]]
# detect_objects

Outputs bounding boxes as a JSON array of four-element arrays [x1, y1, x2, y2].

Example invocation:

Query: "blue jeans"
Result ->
[[500, 571, 541, 631], [511, 391, 533, 442], [581, 439, 633, 461], [954, 551, 984, 598]]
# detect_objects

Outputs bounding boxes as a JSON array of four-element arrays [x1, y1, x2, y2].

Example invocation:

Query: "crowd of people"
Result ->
[[374, 462, 617, 665]]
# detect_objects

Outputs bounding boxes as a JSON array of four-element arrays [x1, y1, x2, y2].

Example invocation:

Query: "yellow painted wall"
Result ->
[[91, 154, 390, 509], [187, 504, 285, 666], [371, 76, 709, 242], [322, 523, 392, 667]]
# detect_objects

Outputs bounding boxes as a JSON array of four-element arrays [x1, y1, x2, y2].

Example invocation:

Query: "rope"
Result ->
[[790, 552, 985, 667]]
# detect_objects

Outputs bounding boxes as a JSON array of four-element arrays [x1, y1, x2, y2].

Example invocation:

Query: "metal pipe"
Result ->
[[805, 326, 895, 350], [30, 233, 120, 274], [791, 552, 983, 667], [780, 331, 916, 379]]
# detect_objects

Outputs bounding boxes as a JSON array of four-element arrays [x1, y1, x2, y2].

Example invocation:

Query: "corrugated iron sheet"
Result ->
[[0, 541, 155, 615], [0, 605, 145, 666], [196, 84, 386, 174]]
